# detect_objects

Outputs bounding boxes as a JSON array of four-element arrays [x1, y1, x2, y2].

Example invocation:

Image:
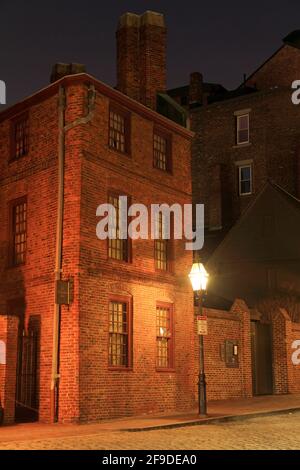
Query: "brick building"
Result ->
[[168, 30, 300, 259], [0, 11, 196, 424], [2, 11, 300, 427], [168, 31, 300, 398]]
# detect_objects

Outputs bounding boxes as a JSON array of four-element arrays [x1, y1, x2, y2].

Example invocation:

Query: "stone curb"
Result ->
[[123, 406, 300, 432]]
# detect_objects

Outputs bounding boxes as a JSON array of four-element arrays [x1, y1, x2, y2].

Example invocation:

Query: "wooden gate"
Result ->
[[251, 321, 274, 396], [15, 329, 39, 422]]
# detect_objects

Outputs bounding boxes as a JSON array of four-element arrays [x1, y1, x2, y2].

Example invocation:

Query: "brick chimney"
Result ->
[[209, 165, 223, 231], [189, 72, 203, 106], [116, 11, 166, 109], [50, 63, 86, 83]]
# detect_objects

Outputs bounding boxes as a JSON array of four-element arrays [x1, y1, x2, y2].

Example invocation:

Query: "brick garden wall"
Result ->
[[272, 309, 300, 395], [195, 299, 252, 401], [291, 324, 300, 393]]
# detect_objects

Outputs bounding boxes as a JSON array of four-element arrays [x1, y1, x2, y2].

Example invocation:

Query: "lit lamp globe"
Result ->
[[189, 263, 209, 292]]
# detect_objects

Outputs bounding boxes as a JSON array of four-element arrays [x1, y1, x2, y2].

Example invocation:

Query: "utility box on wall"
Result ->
[[224, 340, 239, 368]]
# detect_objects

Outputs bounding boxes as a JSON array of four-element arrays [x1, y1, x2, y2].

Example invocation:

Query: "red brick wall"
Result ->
[[291, 325, 300, 393], [0, 315, 19, 424], [0, 90, 60, 423], [0, 76, 195, 423], [272, 309, 300, 394], [0, 317, 7, 420], [77, 85, 194, 422], [194, 300, 252, 401], [246, 45, 300, 90]]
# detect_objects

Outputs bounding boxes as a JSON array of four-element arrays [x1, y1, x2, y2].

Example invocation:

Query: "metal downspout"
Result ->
[[51, 82, 95, 423]]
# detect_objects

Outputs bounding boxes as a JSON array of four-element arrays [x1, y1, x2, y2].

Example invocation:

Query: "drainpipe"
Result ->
[[51, 82, 96, 423]]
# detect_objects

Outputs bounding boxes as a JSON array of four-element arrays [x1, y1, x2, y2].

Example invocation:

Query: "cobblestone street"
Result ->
[[0, 412, 300, 450]]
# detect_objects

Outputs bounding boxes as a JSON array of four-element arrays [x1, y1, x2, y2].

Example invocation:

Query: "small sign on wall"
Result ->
[[0, 341, 6, 365], [197, 316, 208, 336]]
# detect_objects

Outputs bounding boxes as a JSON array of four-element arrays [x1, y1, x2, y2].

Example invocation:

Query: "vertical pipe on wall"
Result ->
[[51, 85, 65, 422]]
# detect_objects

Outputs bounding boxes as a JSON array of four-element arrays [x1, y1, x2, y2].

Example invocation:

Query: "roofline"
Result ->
[[207, 181, 300, 267], [0, 73, 194, 139], [242, 44, 285, 88], [190, 84, 290, 111]]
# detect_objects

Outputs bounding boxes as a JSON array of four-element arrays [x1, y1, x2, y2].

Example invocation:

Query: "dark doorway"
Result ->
[[251, 321, 273, 395], [15, 321, 40, 423]]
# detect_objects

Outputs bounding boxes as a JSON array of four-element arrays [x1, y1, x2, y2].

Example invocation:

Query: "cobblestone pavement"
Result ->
[[0, 413, 300, 450]]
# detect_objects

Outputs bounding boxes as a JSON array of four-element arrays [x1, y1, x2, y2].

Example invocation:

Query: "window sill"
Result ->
[[155, 268, 174, 276], [156, 368, 176, 373], [153, 166, 173, 176], [107, 145, 131, 158], [108, 367, 133, 372], [233, 142, 251, 149], [8, 154, 29, 164], [6, 262, 26, 270], [108, 257, 132, 265]]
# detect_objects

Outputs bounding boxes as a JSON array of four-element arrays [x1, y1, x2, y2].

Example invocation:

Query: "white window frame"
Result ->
[[236, 114, 250, 145], [239, 164, 252, 196]]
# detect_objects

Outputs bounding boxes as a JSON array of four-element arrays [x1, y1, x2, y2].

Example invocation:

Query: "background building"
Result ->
[[168, 30, 300, 259], [168, 30, 300, 399]]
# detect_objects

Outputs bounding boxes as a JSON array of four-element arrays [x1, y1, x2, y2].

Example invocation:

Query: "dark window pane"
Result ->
[[241, 166, 251, 180], [108, 195, 128, 261], [13, 116, 29, 160], [154, 133, 170, 171], [237, 114, 249, 144], [109, 110, 127, 153], [155, 213, 168, 270], [12, 200, 27, 265], [241, 180, 251, 194]]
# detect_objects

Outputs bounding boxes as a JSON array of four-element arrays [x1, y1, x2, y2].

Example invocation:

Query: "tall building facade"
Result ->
[[0, 11, 195, 424]]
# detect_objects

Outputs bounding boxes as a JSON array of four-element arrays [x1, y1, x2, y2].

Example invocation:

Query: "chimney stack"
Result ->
[[116, 11, 166, 110], [50, 63, 86, 83], [209, 165, 223, 231], [189, 72, 203, 106]]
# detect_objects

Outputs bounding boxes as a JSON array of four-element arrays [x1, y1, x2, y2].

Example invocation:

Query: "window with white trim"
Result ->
[[238, 165, 252, 196], [236, 114, 249, 145]]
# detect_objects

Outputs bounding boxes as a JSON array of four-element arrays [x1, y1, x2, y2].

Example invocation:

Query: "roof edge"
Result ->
[[0, 73, 194, 139], [207, 181, 300, 267]]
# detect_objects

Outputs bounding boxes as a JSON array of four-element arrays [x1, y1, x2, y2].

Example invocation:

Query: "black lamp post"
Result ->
[[189, 262, 209, 416]]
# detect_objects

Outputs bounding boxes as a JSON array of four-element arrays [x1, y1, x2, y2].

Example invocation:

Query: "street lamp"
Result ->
[[189, 262, 209, 416]]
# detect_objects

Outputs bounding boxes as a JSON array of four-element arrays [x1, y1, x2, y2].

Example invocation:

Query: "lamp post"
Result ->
[[189, 262, 209, 416]]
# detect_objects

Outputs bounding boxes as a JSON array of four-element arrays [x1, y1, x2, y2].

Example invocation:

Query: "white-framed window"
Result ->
[[238, 165, 252, 196], [236, 114, 249, 145]]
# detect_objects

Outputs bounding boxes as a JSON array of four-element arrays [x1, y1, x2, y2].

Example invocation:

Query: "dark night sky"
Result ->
[[1, 0, 300, 106]]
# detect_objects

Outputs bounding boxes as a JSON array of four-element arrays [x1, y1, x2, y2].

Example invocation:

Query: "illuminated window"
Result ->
[[156, 304, 173, 369], [238, 165, 252, 196], [11, 114, 29, 160], [109, 300, 131, 368], [236, 114, 249, 145], [108, 194, 129, 262], [154, 213, 169, 271], [11, 199, 27, 266], [109, 108, 130, 154], [153, 131, 171, 171]]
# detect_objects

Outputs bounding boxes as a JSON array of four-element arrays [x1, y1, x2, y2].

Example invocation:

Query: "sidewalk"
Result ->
[[1, 394, 300, 442]]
